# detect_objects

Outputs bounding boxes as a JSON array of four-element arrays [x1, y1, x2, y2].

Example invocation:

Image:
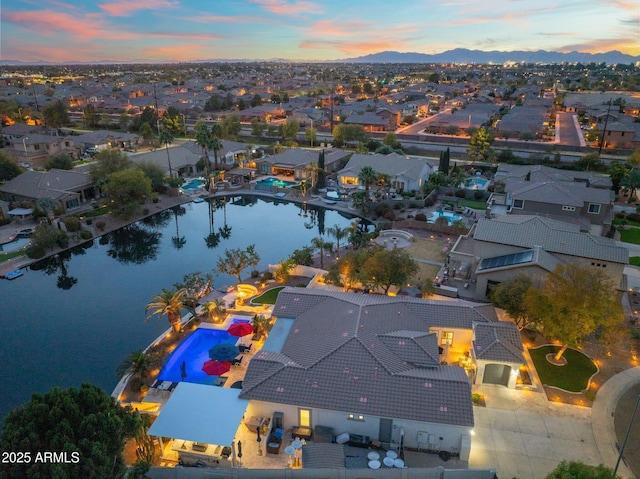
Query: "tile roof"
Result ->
[[506, 180, 613, 206], [473, 216, 628, 264], [472, 322, 524, 363], [0, 169, 92, 200], [240, 288, 489, 427]]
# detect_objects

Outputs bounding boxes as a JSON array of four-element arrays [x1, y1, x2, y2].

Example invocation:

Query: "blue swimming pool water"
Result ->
[[158, 319, 251, 384], [465, 178, 490, 190], [0, 237, 31, 252], [182, 178, 205, 190], [255, 177, 297, 188], [428, 211, 462, 225]]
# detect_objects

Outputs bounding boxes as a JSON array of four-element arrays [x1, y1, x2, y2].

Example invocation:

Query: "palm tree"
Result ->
[[202, 298, 227, 323], [327, 224, 347, 258], [358, 166, 378, 197], [116, 349, 154, 383], [621, 170, 640, 203], [311, 237, 333, 269], [145, 288, 194, 332], [159, 128, 174, 178], [195, 122, 213, 177], [304, 162, 321, 188], [211, 124, 223, 172]]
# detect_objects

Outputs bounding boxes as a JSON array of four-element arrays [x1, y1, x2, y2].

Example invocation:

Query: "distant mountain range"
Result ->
[[1, 49, 639, 66], [340, 49, 640, 65]]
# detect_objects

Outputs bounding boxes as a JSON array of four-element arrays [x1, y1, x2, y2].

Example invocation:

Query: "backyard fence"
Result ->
[[144, 466, 496, 479]]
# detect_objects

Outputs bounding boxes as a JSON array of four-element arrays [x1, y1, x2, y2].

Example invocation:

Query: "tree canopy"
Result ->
[[42, 99, 69, 128], [216, 244, 261, 281], [89, 149, 133, 186], [45, 153, 74, 170], [467, 126, 494, 161], [104, 168, 152, 219], [545, 460, 617, 479], [0, 383, 142, 479], [488, 274, 533, 330], [0, 151, 24, 182], [524, 263, 623, 361]]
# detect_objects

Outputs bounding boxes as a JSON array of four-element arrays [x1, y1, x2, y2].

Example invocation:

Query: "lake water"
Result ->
[[0, 195, 365, 421]]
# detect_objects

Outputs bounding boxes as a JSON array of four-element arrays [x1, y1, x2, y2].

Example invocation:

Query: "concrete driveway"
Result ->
[[469, 385, 600, 479]]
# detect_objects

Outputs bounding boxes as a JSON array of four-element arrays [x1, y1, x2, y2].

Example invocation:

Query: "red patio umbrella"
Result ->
[[201, 359, 231, 376], [227, 322, 254, 338]]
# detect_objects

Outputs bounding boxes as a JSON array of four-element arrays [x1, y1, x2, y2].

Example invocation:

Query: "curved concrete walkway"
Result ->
[[591, 367, 640, 479]]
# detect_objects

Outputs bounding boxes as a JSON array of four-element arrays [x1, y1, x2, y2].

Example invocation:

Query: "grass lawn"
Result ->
[[458, 199, 487, 210], [619, 227, 640, 244], [0, 251, 27, 264], [529, 345, 597, 392], [251, 286, 285, 305], [630, 256, 640, 267], [613, 218, 640, 227]]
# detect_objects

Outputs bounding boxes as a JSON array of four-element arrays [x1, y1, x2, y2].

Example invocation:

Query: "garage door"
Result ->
[[483, 364, 511, 386]]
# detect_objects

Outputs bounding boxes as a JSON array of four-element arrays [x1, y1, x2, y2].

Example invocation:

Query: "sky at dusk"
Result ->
[[1, 0, 638, 63]]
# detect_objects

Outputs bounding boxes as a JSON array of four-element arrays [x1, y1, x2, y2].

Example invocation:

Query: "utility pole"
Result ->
[[598, 99, 612, 155]]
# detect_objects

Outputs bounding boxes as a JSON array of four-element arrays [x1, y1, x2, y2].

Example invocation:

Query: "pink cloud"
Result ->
[[142, 44, 211, 61], [305, 19, 419, 38], [250, 0, 323, 16], [181, 14, 264, 24], [98, 0, 178, 17], [3, 10, 113, 39]]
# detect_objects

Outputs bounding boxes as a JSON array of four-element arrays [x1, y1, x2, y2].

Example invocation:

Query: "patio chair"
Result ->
[[238, 343, 253, 354], [231, 356, 243, 367]]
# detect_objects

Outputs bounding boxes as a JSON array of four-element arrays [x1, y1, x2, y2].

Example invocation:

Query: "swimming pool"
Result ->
[[428, 211, 463, 225], [157, 318, 251, 385], [465, 178, 490, 190], [0, 237, 31, 253], [255, 177, 298, 188], [181, 178, 206, 190]]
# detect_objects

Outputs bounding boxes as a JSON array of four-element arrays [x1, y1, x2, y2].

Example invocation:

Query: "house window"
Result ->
[[65, 198, 79, 209], [441, 331, 454, 346], [299, 409, 311, 428], [588, 203, 601, 214], [562, 205, 576, 211], [347, 413, 365, 422], [512, 199, 524, 209]]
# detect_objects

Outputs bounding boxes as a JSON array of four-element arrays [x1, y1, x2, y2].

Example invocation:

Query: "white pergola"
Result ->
[[148, 382, 249, 448]]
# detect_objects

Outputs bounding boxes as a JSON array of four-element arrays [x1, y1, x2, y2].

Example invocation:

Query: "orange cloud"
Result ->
[[3, 10, 114, 39], [250, 0, 323, 16], [299, 38, 414, 56], [98, 0, 179, 17], [142, 44, 211, 61], [561, 38, 640, 56], [305, 19, 419, 38]]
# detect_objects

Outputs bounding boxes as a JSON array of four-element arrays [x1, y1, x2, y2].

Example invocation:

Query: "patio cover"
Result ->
[[8, 208, 33, 216], [148, 382, 249, 446]]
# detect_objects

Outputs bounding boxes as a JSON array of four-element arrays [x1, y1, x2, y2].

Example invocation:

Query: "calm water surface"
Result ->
[[0, 196, 364, 420]]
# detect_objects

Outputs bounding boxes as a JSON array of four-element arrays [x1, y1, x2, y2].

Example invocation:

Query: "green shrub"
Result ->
[[628, 213, 640, 223], [393, 202, 402, 210], [96, 220, 106, 231], [63, 216, 81, 232], [56, 235, 69, 249], [424, 197, 435, 207], [85, 218, 92, 225], [374, 203, 390, 216], [27, 244, 46, 259], [151, 193, 159, 203], [383, 210, 396, 221], [261, 271, 274, 281], [454, 188, 467, 198], [473, 190, 484, 200], [415, 213, 427, 222], [471, 393, 481, 404], [80, 230, 92, 240], [251, 269, 260, 278]]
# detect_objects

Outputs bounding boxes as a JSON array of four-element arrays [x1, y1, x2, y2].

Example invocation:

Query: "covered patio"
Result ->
[[147, 383, 250, 468]]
